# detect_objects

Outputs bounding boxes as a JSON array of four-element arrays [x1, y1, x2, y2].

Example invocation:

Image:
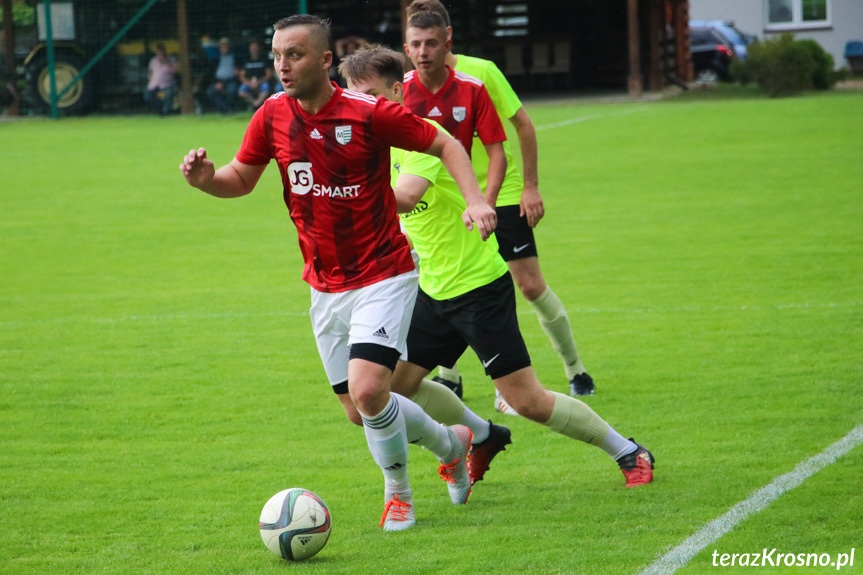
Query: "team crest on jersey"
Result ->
[[452, 107, 467, 122], [335, 125, 352, 145], [287, 162, 314, 195]]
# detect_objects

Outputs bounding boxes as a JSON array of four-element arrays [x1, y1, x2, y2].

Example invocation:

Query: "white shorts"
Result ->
[[310, 270, 419, 386]]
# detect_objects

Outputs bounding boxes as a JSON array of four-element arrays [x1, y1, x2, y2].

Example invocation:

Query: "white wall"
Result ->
[[690, 0, 763, 34], [689, 0, 863, 69]]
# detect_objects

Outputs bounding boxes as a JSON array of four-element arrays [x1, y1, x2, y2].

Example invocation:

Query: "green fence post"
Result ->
[[43, 0, 58, 119]]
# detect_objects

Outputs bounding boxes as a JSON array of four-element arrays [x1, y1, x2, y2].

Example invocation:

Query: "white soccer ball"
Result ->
[[259, 488, 332, 561]]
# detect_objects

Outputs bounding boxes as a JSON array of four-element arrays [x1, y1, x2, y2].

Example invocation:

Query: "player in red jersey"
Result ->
[[402, 10, 508, 209], [179, 14, 497, 532]]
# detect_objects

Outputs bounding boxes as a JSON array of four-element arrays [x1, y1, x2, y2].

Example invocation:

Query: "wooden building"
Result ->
[[315, 0, 694, 96]]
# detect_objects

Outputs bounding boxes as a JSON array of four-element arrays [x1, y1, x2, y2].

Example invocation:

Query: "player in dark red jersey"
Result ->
[[402, 10, 508, 209], [179, 14, 497, 532]]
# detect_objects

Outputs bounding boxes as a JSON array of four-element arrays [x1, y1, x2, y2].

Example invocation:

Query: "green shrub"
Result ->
[[834, 67, 851, 83], [732, 33, 818, 97], [796, 38, 836, 89], [730, 57, 754, 85]]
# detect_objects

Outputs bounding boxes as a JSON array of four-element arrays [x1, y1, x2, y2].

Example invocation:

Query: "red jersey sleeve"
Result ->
[[235, 106, 273, 166], [474, 85, 507, 146], [372, 99, 437, 153]]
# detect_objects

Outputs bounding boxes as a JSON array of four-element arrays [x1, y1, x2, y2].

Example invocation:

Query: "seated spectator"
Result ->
[[331, 35, 368, 87], [206, 37, 239, 114], [144, 44, 177, 115], [237, 40, 273, 110]]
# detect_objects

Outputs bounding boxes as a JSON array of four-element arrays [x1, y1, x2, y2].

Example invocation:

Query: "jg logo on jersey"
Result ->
[[288, 161, 361, 198], [288, 162, 314, 195]]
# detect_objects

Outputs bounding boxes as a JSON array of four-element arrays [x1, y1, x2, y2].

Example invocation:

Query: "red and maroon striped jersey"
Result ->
[[403, 66, 506, 156], [236, 84, 437, 293]]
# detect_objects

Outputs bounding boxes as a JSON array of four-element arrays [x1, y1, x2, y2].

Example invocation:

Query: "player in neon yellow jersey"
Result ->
[[338, 45, 655, 490], [406, 0, 595, 402]]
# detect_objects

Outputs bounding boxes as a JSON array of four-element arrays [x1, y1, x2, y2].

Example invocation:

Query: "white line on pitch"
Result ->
[[636, 424, 863, 575], [535, 106, 649, 131]]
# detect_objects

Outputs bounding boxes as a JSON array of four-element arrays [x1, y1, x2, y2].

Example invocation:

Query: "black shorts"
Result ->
[[405, 272, 531, 380], [495, 204, 538, 262]]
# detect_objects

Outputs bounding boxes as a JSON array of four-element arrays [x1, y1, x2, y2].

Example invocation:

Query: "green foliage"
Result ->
[[796, 38, 836, 89], [732, 33, 830, 97], [2, 95, 862, 573], [0, 0, 35, 27], [729, 56, 754, 85], [834, 66, 851, 83]]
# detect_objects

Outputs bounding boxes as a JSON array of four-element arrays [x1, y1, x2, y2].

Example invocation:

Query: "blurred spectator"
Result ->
[[331, 35, 368, 87], [206, 37, 239, 114], [144, 44, 177, 115], [238, 41, 274, 110]]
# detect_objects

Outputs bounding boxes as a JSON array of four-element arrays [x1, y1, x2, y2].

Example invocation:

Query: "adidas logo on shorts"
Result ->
[[372, 327, 389, 339]]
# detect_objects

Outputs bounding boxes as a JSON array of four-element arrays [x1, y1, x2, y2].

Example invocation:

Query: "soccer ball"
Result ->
[[259, 488, 332, 561]]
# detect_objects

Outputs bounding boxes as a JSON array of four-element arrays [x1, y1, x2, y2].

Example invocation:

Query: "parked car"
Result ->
[[689, 20, 756, 82], [691, 21, 756, 58]]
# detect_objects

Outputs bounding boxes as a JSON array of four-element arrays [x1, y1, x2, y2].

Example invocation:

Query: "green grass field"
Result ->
[[2, 91, 862, 574]]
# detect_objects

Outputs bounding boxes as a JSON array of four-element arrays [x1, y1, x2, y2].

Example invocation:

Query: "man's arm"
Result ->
[[393, 174, 432, 213], [423, 130, 497, 240], [509, 106, 544, 227], [481, 141, 506, 209], [179, 147, 266, 198]]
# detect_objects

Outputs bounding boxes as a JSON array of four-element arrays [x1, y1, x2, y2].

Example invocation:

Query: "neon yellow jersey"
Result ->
[[392, 123, 508, 299], [455, 55, 524, 207]]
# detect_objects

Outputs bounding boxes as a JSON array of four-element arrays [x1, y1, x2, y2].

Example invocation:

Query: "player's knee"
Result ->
[[349, 382, 381, 413], [512, 270, 546, 300], [507, 395, 547, 422], [519, 281, 546, 301], [497, 373, 553, 422], [391, 361, 425, 397]]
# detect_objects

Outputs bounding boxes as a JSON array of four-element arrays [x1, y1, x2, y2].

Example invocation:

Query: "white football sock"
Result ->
[[604, 428, 638, 460], [392, 393, 453, 461], [409, 379, 489, 443], [359, 395, 411, 499]]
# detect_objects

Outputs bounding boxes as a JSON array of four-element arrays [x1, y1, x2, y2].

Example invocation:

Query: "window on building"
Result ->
[[767, 0, 830, 29]]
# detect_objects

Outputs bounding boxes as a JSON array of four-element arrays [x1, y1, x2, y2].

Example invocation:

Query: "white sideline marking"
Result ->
[[535, 107, 648, 131], [636, 425, 863, 575]]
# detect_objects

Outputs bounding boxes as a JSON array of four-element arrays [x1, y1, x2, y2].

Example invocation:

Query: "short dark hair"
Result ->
[[338, 45, 405, 86], [272, 14, 333, 51], [406, 0, 451, 27], [406, 10, 447, 32]]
